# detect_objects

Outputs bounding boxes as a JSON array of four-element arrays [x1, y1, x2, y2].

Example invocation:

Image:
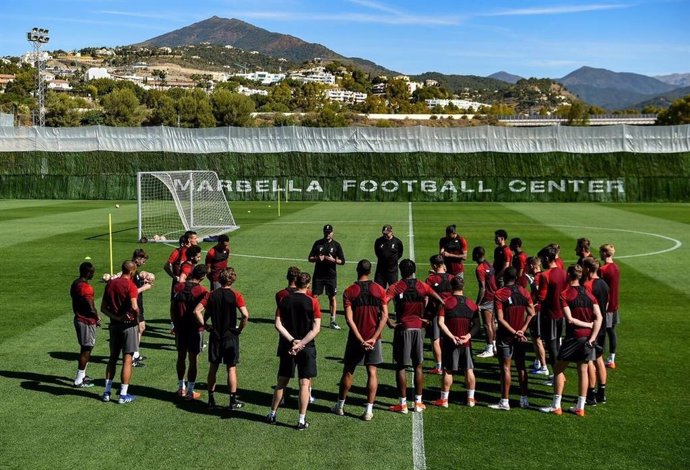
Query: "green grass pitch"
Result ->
[[1, 200, 688, 469]]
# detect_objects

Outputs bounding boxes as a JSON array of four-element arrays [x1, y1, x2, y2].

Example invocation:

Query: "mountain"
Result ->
[[557, 66, 679, 110], [655, 73, 690, 87], [135, 16, 397, 77], [632, 85, 690, 110], [488, 71, 524, 84]]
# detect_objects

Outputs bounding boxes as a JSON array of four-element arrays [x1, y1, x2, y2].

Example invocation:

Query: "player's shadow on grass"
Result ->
[[49, 351, 110, 364], [248, 317, 278, 325]]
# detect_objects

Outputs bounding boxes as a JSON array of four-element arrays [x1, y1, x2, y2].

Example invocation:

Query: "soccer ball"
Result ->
[[160, 236, 167, 241], [140, 271, 155, 284], [102, 273, 111, 282], [153, 234, 161, 242]]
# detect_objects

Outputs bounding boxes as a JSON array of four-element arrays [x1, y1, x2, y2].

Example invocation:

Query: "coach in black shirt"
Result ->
[[374, 224, 404, 289], [308, 224, 345, 329]]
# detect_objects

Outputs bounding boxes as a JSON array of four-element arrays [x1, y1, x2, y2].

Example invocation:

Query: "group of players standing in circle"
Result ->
[[69, 223, 620, 429]]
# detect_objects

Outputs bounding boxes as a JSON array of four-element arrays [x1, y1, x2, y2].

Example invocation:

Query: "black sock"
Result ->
[[587, 387, 596, 400]]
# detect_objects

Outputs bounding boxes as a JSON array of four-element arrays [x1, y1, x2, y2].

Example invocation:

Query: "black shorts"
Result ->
[[278, 346, 317, 379], [312, 277, 337, 297], [530, 310, 542, 338], [392, 328, 424, 368], [606, 310, 620, 328], [343, 338, 383, 366], [441, 341, 473, 374], [208, 334, 240, 365], [374, 270, 398, 289], [496, 338, 528, 362], [558, 337, 595, 363], [176, 329, 204, 355]]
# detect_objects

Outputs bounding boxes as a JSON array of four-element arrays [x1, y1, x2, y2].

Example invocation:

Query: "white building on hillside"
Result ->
[[289, 71, 336, 85], [425, 98, 489, 110], [85, 67, 111, 81], [237, 85, 268, 96], [233, 71, 286, 85], [324, 89, 367, 103]]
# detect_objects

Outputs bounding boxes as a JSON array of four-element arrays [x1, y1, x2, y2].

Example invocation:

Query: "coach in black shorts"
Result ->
[[308, 224, 345, 330], [267, 272, 322, 430], [374, 224, 403, 288]]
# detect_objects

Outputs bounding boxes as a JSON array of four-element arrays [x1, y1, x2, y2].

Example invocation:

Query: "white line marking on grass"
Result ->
[[408, 201, 427, 470], [547, 224, 682, 259]]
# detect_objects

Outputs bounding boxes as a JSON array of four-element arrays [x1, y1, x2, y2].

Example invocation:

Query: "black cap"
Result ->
[[323, 224, 333, 233], [382, 224, 392, 234], [446, 224, 457, 235]]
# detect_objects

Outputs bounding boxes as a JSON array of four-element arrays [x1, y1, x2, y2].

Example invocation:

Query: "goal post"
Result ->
[[137, 171, 239, 242]]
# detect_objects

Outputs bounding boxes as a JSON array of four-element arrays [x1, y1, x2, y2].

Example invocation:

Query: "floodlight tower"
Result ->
[[26, 27, 50, 127]]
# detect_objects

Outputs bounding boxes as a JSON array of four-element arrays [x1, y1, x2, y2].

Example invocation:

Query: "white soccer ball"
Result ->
[[140, 271, 155, 283], [102, 273, 111, 282], [153, 234, 160, 242], [115, 204, 120, 208], [160, 236, 167, 241]]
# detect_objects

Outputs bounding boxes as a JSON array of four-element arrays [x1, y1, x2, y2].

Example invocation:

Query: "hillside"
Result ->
[[558, 66, 679, 110], [488, 71, 524, 84], [135, 16, 397, 77], [633, 85, 690, 109]]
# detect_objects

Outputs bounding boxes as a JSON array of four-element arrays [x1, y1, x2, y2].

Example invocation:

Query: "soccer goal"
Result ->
[[137, 171, 239, 242]]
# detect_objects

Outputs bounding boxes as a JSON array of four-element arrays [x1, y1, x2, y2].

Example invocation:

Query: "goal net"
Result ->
[[137, 171, 239, 242]]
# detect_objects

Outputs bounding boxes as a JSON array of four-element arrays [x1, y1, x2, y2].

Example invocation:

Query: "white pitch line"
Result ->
[[408, 201, 427, 470]]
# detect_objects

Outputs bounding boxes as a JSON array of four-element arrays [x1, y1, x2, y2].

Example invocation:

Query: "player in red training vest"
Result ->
[[70, 261, 100, 388], [540, 264, 602, 417], [332, 260, 388, 421], [599, 243, 621, 369], [205, 234, 230, 290], [171, 264, 208, 400], [537, 246, 568, 381], [431, 276, 480, 408], [472, 246, 498, 358], [163, 230, 198, 292], [425, 254, 454, 375], [488, 267, 536, 411], [386, 259, 445, 414], [582, 257, 609, 405], [100, 260, 140, 404], [439, 224, 468, 277], [526, 256, 549, 376]]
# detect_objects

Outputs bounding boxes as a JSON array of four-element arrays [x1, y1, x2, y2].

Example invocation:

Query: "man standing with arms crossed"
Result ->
[[100, 260, 139, 404], [70, 261, 100, 388], [332, 260, 388, 421], [267, 272, 322, 430], [308, 224, 345, 330], [374, 224, 403, 289]]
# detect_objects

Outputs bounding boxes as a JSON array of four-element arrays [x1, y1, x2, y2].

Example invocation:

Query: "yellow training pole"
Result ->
[[109, 213, 114, 274]]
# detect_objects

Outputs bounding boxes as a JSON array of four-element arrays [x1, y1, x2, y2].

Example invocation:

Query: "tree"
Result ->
[[44, 91, 82, 127], [101, 88, 146, 126], [657, 95, 690, 125], [175, 89, 215, 128], [210, 89, 255, 126], [144, 91, 177, 126]]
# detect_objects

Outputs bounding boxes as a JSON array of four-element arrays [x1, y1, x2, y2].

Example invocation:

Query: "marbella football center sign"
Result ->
[[172, 177, 626, 201]]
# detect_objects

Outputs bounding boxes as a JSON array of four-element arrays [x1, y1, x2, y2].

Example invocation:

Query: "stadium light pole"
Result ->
[[26, 27, 50, 127]]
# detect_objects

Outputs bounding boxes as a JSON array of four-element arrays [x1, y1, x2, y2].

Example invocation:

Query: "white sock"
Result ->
[[436, 362, 442, 369], [133, 351, 140, 360], [104, 380, 113, 393], [576, 396, 586, 409], [467, 389, 475, 399], [178, 380, 185, 390], [492, 341, 497, 351], [268, 410, 276, 418], [500, 398, 509, 406], [609, 353, 616, 361], [298, 414, 306, 424], [520, 395, 528, 402], [399, 397, 407, 405], [336, 399, 345, 409], [75, 369, 86, 384], [365, 403, 374, 414], [440, 391, 449, 400], [552, 395, 562, 409], [120, 384, 129, 396], [414, 395, 423, 403], [187, 382, 195, 393]]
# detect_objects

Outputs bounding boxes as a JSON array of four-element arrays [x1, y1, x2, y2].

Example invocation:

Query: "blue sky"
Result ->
[[1, 0, 688, 78]]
